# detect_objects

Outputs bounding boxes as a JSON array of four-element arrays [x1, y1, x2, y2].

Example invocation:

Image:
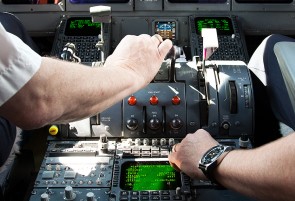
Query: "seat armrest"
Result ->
[[274, 42, 295, 113]]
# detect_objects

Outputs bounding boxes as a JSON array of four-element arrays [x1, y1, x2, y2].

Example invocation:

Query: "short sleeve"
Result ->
[[0, 23, 42, 106]]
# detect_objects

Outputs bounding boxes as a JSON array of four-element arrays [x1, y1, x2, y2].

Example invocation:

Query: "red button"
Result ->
[[128, 95, 137, 106], [150, 95, 159, 105], [172, 95, 181, 105]]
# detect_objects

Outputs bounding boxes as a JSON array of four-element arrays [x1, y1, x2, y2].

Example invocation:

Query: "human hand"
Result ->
[[104, 34, 173, 87], [168, 129, 219, 180]]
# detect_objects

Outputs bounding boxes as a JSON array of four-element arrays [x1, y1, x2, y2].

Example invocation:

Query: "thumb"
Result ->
[[158, 39, 173, 59]]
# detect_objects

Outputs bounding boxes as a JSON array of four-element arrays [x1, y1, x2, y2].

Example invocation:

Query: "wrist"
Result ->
[[198, 144, 233, 185], [104, 57, 149, 88]]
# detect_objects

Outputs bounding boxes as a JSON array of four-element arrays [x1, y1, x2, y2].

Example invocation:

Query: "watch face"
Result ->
[[202, 145, 224, 165]]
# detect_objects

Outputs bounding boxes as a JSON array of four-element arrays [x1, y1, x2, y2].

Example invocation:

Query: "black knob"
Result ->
[[239, 133, 250, 149], [126, 118, 138, 130], [148, 118, 161, 130], [221, 122, 230, 130], [170, 118, 183, 130]]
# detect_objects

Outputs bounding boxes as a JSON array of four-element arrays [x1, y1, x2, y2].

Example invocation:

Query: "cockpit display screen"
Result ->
[[120, 161, 181, 191], [194, 17, 234, 35], [235, 0, 292, 3], [2, 0, 59, 4], [64, 17, 101, 36], [154, 21, 177, 41], [168, 0, 227, 3], [69, 0, 129, 3]]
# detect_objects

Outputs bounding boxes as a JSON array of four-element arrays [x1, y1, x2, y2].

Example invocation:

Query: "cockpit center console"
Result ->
[[28, 10, 255, 201]]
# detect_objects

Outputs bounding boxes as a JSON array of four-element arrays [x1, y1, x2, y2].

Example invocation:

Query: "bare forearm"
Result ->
[[215, 133, 295, 201], [0, 34, 172, 129], [0, 57, 144, 129]]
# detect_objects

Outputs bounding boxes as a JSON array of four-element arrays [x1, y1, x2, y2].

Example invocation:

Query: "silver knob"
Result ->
[[168, 138, 175, 146], [40, 193, 49, 201], [64, 186, 76, 200], [86, 192, 97, 201], [143, 138, 149, 146], [152, 138, 158, 146], [135, 138, 141, 146], [160, 138, 166, 146]]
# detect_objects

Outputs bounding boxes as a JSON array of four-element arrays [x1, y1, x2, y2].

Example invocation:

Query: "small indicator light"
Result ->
[[150, 95, 159, 105], [172, 95, 181, 105], [128, 95, 137, 106]]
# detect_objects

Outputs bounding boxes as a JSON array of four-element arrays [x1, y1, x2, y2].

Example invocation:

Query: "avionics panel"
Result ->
[[194, 16, 234, 35], [51, 16, 111, 63], [64, 17, 101, 36], [120, 161, 181, 191], [236, 0, 292, 2], [152, 19, 178, 43], [28, 137, 253, 201], [189, 15, 249, 62], [65, 0, 133, 11], [232, 0, 295, 11], [168, 0, 227, 2], [164, 0, 230, 11], [111, 157, 190, 201], [0, 0, 65, 12]]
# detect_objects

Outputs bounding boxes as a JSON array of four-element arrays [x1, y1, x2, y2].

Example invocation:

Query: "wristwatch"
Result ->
[[198, 144, 232, 184]]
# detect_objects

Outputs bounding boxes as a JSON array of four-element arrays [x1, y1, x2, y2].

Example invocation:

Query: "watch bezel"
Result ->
[[198, 144, 232, 181], [201, 145, 226, 166]]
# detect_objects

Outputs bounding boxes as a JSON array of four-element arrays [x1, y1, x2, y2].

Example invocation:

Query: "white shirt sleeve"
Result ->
[[0, 23, 42, 107]]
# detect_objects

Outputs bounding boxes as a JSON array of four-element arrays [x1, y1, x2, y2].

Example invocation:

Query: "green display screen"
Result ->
[[120, 161, 181, 191], [236, 0, 291, 3], [65, 17, 101, 36], [168, 0, 227, 2], [194, 17, 234, 35]]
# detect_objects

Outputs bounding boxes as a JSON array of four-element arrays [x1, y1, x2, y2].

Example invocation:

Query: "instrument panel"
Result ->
[[28, 137, 250, 201], [27, 13, 255, 200], [0, 1, 293, 201], [1, 0, 295, 36]]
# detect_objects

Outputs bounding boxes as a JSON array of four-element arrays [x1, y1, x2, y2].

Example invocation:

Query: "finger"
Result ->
[[151, 34, 163, 46], [172, 143, 179, 153], [158, 39, 173, 59], [168, 154, 181, 172], [170, 162, 181, 172]]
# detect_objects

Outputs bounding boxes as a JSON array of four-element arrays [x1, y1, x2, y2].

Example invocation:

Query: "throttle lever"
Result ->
[[165, 45, 182, 60], [59, 42, 81, 63], [163, 45, 182, 82]]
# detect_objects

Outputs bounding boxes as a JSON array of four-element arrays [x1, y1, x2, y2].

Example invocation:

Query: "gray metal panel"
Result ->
[[135, 0, 162, 11], [205, 68, 219, 136], [65, 0, 134, 11], [0, 0, 65, 12], [216, 61, 254, 137], [111, 16, 188, 48], [120, 17, 149, 37], [7, 13, 63, 36], [164, 0, 231, 11], [111, 17, 151, 49], [230, 11, 295, 35], [2, 1, 295, 42], [232, 0, 295, 11]]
